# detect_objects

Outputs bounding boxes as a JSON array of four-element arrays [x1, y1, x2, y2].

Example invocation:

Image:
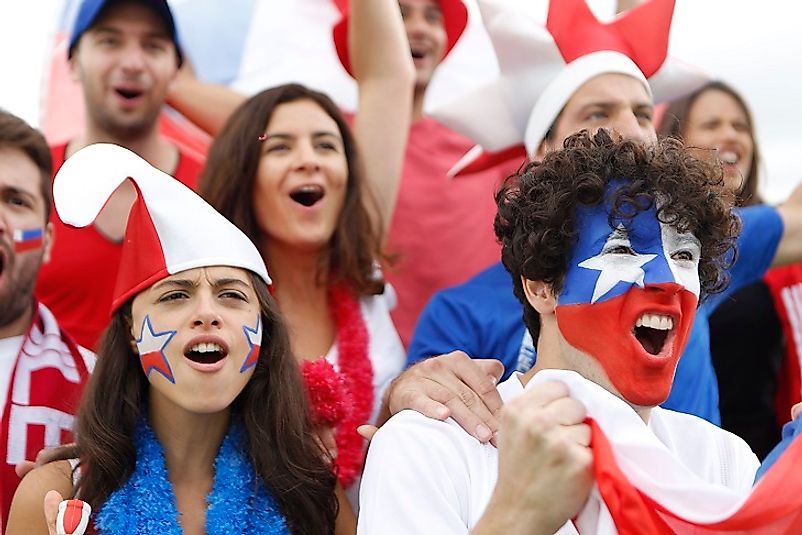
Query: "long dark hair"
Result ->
[[200, 83, 385, 295], [658, 80, 761, 206], [73, 272, 338, 534]]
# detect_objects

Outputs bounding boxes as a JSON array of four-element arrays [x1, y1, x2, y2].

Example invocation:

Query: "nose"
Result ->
[[404, 11, 429, 38], [611, 111, 650, 143], [119, 43, 146, 73], [645, 282, 682, 295], [294, 141, 322, 173], [191, 294, 222, 329]]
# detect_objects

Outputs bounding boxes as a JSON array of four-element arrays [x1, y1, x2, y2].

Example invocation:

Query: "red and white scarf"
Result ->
[[529, 370, 802, 533], [0, 302, 92, 529]]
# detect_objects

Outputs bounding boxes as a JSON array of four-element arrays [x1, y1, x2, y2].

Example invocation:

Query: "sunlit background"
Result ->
[[1, 0, 800, 202]]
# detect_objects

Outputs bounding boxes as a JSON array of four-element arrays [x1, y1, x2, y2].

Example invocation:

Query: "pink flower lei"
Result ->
[[299, 282, 373, 489]]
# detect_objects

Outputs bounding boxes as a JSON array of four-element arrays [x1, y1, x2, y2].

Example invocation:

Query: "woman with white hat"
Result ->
[[6, 144, 337, 534]]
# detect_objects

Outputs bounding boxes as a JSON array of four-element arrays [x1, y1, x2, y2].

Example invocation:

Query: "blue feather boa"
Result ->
[[95, 418, 289, 534]]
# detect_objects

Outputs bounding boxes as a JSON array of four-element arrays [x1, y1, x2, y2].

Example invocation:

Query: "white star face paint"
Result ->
[[554, 181, 700, 407]]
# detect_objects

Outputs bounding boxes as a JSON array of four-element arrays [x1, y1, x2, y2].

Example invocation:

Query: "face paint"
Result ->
[[12, 227, 44, 252], [554, 182, 701, 407], [135, 315, 177, 384], [240, 315, 262, 373]]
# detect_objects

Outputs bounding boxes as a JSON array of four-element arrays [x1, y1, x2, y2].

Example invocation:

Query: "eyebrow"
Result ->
[[1, 185, 37, 200], [92, 25, 171, 41], [263, 131, 342, 141]]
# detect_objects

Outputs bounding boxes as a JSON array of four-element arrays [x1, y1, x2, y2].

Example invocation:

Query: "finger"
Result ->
[[792, 402, 802, 421], [44, 490, 63, 535], [427, 372, 499, 442], [36, 444, 79, 466], [517, 380, 571, 408], [545, 396, 588, 427], [15, 460, 35, 479], [561, 422, 592, 448], [473, 359, 505, 384], [391, 377, 452, 420], [357, 425, 378, 442]]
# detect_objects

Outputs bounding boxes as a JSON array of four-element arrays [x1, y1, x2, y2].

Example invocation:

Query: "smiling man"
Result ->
[[358, 130, 755, 534], [0, 110, 94, 530], [35, 0, 203, 349]]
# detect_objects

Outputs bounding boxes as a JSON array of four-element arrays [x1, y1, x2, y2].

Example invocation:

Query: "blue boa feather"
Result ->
[[95, 419, 289, 534]]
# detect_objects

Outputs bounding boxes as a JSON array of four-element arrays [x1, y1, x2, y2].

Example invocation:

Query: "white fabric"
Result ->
[[52, 144, 270, 285], [0, 336, 24, 414], [324, 287, 406, 509], [357, 372, 758, 534]]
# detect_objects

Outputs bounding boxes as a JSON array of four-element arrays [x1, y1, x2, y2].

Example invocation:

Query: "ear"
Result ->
[[521, 278, 556, 315], [41, 222, 54, 263], [67, 54, 80, 83]]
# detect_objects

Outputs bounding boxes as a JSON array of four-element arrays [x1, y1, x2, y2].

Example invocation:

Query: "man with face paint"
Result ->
[[0, 111, 94, 529], [396, 0, 802, 440], [357, 131, 762, 534]]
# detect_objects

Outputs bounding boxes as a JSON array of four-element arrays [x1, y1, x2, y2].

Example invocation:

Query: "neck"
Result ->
[[70, 122, 177, 174], [263, 240, 328, 304], [412, 86, 427, 122], [0, 302, 34, 339], [148, 392, 230, 483], [520, 317, 653, 424]]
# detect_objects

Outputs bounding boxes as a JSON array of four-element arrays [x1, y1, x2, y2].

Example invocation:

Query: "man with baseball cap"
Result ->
[[36, 0, 204, 350]]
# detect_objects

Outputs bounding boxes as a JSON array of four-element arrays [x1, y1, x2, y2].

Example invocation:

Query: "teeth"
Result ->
[[190, 343, 223, 353], [635, 314, 673, 330], [719, 150, 738, 164]]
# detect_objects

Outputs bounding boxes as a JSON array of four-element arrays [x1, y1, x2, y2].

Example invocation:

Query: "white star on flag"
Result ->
[[578, 227, 656, 303]]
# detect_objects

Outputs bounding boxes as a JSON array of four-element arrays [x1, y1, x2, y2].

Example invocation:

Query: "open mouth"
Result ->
[[184, 342, 227, 365], [633, 313, 673, 355], [115, 88, 143, 100], [289, 185, 325, 207], [410, 48, 425, 60], [718, 150, 739, 165]]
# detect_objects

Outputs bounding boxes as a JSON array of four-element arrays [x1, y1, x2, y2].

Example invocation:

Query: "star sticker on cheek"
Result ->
[[240, 316, 262, 373], [136, 316, 177, 384], [578, 227, 657, 303]]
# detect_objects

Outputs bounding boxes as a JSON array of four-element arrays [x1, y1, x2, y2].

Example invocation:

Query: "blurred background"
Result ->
[[1, 0, 800, 202]]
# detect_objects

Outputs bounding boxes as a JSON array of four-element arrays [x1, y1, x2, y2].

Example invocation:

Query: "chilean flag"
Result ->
[[12, 228, 44, 252], [239, 316, 262, 373], [528, 370, 802, 534]]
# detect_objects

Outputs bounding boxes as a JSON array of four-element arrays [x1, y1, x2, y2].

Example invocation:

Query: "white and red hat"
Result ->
[[332, 0, 469, 76], [433, 0, 708, 176], [53, 144, 271, 313]]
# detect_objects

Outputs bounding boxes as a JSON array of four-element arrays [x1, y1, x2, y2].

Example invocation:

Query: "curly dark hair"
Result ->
[[495, 129, 741, 344]]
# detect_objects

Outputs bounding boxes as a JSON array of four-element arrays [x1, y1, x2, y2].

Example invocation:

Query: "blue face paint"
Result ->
[[240, 315, 262, 373]]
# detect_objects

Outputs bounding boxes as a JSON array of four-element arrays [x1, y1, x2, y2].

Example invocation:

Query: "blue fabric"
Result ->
[[408, 205, 784, 422], [755, 416, 802, 481], [95, 418, 288, 534]]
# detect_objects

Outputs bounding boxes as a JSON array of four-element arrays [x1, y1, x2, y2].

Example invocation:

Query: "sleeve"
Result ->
[[357, 411, 477, 535], [706, 205, 783, 311], [754, 417, 802, 482], [406, 290, 481, 368]]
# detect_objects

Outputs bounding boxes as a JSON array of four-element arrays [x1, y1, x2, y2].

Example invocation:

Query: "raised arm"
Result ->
[[774, 180, 802, 267], [349, 0, 415, 238]]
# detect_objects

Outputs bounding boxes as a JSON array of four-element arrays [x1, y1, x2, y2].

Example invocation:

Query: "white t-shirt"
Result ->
[[357, 373, 759, 534]]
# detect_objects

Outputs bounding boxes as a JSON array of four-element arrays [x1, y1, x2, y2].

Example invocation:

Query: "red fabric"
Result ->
[[385, 118, 518, 346], [35, 144, 202, 350], [763, 265, 802, 428], [332, 0, 468, 76], [451, 144, 527, 177], [0, 303, 91, 529], [111, 182, 168, 312], [547, 0, 674, 78], [591, 418, 802, 533]]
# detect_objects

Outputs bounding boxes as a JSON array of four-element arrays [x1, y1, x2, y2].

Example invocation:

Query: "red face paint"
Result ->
[[556, 283, 697, 406]]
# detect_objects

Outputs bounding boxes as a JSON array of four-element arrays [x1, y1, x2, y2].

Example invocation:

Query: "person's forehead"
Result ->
[[565, 73, 652, 110], [90, 1, 170, 36], [689, 89, 747, 120], [0, 148, 45, 202], [399, 0, 441, 10]]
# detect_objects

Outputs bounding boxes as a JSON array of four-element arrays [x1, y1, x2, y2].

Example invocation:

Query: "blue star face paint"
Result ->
[[554, 182, 700, 406], [136, 315, 177, 384]]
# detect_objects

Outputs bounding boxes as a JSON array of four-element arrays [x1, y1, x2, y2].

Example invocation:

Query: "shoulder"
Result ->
[[652, 408, 758, 490], [6, 460, 74, 534]]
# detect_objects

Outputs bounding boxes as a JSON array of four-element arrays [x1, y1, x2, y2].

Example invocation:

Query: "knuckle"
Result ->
[[456, 386, 479, 408]]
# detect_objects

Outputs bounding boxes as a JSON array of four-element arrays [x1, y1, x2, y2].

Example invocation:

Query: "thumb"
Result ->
[[44, 490, 63, 535], [357, 424, 378, 442]]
